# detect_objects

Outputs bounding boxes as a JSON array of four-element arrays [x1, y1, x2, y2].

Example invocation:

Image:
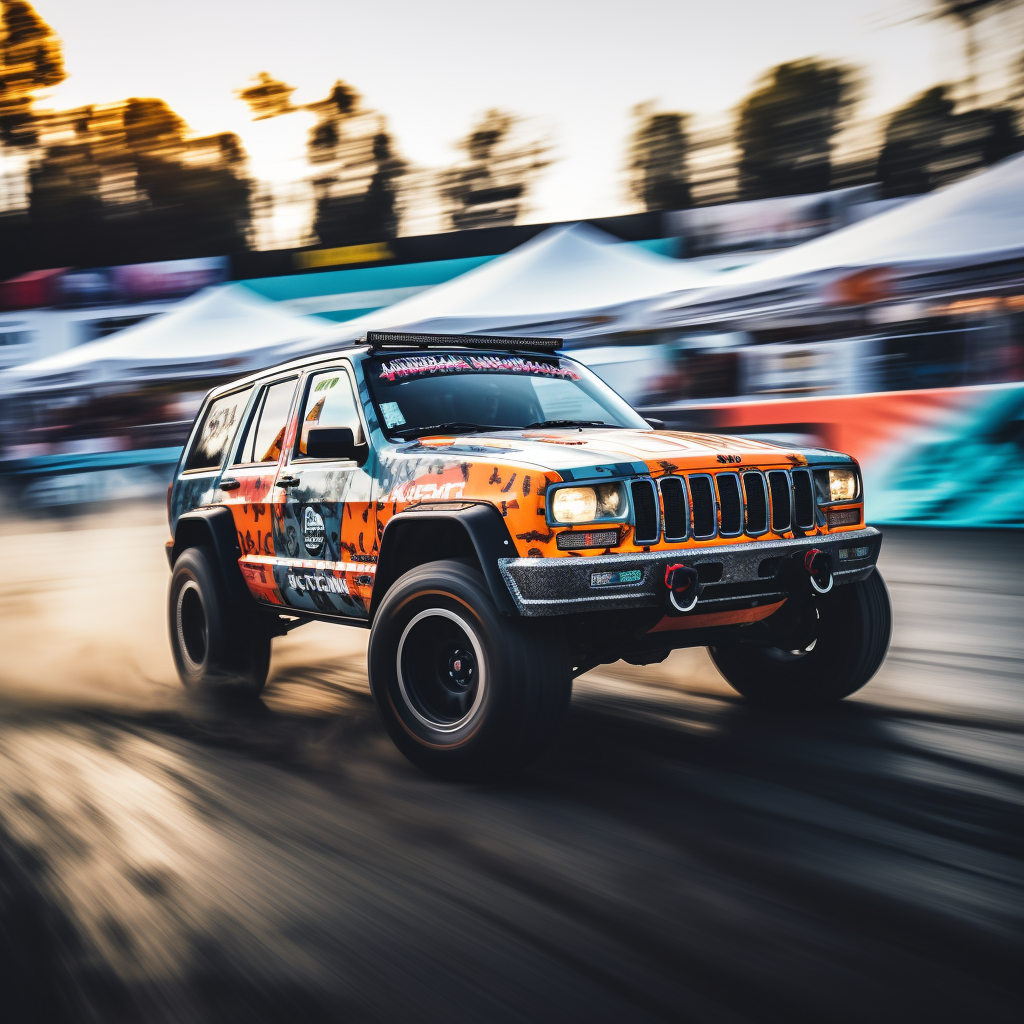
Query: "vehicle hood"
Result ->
[[389, 428, 844, 476]]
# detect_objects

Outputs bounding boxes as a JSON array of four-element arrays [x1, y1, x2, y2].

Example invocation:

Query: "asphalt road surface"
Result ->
[[0, 505, 1020, 1023]]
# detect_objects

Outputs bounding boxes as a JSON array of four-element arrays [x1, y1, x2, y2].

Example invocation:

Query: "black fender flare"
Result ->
[[169, 506, 254, 611], [371, 503, 520, 619]]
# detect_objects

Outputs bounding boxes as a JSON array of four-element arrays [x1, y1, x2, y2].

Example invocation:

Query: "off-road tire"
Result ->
[[709, 568, 892, 706], [368, 559, 572, 780], [169, 545, 271, 697]]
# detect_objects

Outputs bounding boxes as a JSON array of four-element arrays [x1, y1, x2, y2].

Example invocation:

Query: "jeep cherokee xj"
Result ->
[[167, 332, 890, 778]]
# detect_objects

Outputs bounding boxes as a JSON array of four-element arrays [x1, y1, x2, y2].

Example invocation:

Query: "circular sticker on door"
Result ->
[[303, 506, 326, 556]]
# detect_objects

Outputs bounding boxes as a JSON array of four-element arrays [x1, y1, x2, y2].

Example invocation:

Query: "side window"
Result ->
[[235, 378, 298, 465], [183, 387, 252, 472], [297, 370, 363, 456]]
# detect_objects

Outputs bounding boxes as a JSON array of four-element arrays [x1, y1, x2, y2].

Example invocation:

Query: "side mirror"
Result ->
[[645, 417, 666, 431], [305, 426, 366, 463]]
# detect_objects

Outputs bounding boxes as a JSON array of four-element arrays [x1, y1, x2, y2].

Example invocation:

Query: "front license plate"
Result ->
[[590, 569, 643, 588]]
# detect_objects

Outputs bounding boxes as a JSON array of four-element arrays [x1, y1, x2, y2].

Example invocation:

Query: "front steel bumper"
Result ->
[[499, 527, 882, 617]]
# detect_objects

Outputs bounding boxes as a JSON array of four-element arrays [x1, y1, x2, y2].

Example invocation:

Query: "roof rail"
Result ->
[[364, 330, 562, 352]]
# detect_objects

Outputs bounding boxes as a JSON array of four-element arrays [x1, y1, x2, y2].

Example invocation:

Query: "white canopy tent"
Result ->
[[2, 224, 712, 405], [298, 223, 713, 351], [0, 283, 338, 393], [651, 151, 1024, 323]]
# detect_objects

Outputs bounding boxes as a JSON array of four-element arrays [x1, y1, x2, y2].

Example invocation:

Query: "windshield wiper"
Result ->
[[524, 419, 619, 429], [391, 421, 515, 439]]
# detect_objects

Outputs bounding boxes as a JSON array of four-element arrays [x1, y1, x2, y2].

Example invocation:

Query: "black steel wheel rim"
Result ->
[[396, 608, 485, 732], [177, 580, 208, 670]]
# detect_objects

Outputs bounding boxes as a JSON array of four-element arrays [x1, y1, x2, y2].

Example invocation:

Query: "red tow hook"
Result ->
[[665, 563, 700, 613], [804, 548, 834, 594]]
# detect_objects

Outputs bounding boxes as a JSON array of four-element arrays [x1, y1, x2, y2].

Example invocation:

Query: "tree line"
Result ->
[[0, 0, 1022, 279]]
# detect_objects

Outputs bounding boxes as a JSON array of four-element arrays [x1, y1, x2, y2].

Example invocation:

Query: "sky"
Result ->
[[28, 0, 980, 240]]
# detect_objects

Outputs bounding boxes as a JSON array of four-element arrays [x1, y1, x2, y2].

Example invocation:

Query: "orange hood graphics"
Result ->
[[393, 429, 810, 477]]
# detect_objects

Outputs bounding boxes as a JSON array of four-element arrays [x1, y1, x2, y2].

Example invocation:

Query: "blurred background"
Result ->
[[0, 2, 1020, 1022]]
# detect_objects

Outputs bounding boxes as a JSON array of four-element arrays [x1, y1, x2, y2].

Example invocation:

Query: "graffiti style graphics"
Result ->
[[287, 571, 349, 595], [376, 353, 581, 382]]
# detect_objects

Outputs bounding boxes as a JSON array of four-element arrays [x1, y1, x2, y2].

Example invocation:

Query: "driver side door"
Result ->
[[273, 364, 377, 619]]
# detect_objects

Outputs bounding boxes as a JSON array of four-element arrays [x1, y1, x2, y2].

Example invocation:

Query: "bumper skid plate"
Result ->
[[499, 528, 882, 617]]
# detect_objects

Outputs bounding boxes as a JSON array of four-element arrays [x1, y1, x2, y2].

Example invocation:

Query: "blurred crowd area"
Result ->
[[0, 1, 1022, 518], [642, 300, 1024, 404]]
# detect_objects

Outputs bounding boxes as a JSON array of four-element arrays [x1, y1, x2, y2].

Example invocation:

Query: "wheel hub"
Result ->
[[396, 609, 486, 733], [446, 648, 475, 690]]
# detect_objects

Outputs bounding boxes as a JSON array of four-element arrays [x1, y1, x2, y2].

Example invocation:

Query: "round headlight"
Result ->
[[551, 486, 598, 523], [596, 483, 622, 516], [828, 469, 858, 502]]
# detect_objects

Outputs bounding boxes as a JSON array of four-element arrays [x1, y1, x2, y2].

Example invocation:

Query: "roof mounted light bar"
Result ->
[[364, 330, 562, 353]]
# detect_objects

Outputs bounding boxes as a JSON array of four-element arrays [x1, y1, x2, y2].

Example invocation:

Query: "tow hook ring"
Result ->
[[665, 563, 700, 613], [804, 548, 834, 594]]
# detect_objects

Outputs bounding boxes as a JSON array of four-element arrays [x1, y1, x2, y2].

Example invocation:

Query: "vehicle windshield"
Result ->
[[366, 351, 649, 438]]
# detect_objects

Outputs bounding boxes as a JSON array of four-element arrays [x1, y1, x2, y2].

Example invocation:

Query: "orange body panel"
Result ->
[[375, 429, 865, 562], [648, 600, 787, 632]]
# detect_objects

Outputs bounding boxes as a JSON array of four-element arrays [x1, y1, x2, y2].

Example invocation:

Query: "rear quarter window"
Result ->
[[183, 387, 252, 472]]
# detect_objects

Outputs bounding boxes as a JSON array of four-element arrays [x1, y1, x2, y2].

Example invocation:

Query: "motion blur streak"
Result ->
[[0, 506, 1020, 1022]]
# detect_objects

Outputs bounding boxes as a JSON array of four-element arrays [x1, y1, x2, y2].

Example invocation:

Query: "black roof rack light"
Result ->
[[365, 330, 562, 353]]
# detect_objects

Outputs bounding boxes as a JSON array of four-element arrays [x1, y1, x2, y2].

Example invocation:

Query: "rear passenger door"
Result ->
[[274, 365, 376, 619], [172, 385, 253, 526], [220, 375, 300, 604]]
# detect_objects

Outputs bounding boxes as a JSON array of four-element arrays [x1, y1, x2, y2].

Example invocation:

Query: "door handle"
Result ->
[[277, 475, 301, 489], [220, 477, 240, 491]]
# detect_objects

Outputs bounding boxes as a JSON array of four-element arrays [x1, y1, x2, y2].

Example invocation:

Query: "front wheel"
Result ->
[[368, 559, 571, 780], [168, 546, 271, 697], [709, 569, 892, 706]]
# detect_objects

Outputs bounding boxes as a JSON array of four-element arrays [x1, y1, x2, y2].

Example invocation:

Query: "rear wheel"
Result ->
[[368, 559, 571, 780], [709, 569, 892, 706], [169, 546, 271, 697]]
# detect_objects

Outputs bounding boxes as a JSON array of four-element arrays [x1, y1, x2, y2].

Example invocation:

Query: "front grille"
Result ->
[[716, 473, 742, 536], [660, 477, 688, 541], [689, 475, 716, 538], [743, 473, 768, 534], [791, 469, 815, 529], [630, 479, 659, 544], [767, 470, 791, 534]]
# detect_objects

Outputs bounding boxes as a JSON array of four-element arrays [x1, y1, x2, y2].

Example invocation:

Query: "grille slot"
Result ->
[[659, 477, 688, 541], [767, 470, 791, 534], [689, 475, 716, 539], [630, 479, 659, 544], [716, 473, 742, 536], [742, 472, 768, 535], [791, 469, 815, 530]]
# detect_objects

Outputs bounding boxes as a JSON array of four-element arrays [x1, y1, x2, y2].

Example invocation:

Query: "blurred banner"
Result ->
[[0, 257, 229, 311], [656, 382, 1023, 528], [666, 186, 878, 257], [109, 257, 228, 304]]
